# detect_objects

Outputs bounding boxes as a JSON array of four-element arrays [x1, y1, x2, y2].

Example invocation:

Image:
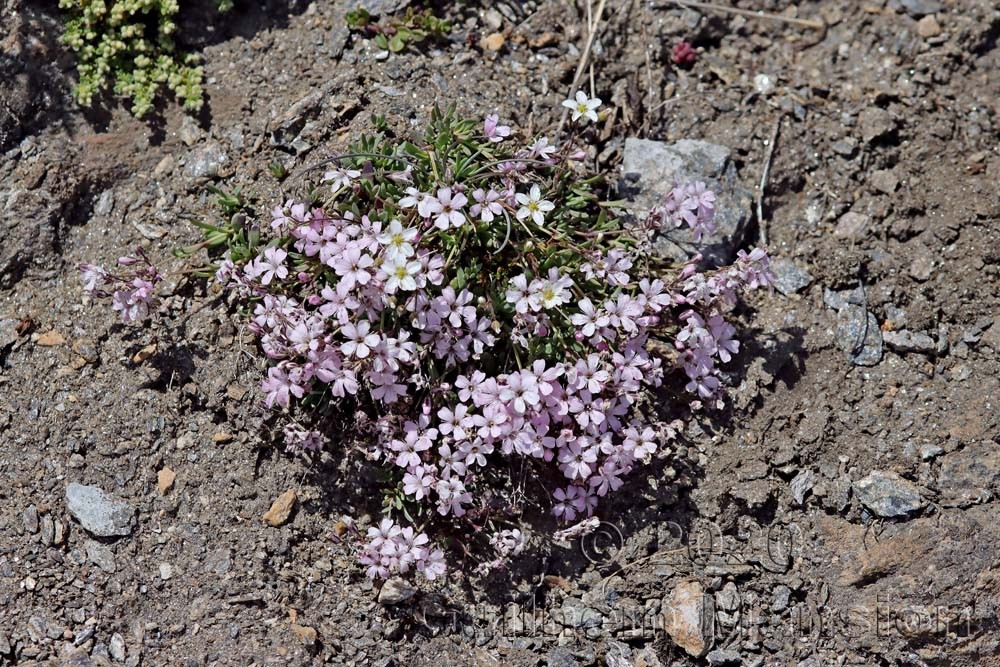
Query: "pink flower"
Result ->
[[483, 114, 511, 143]]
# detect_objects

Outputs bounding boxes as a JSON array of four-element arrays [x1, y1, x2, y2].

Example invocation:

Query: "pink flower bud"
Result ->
[[117, 256, 139, 266]]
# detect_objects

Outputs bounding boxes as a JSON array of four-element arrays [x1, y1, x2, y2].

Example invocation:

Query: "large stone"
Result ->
[[65, 483, 135, 538], [882, 329, 937, 354], [662, 580, 713, 658], [621, 138, 753, 266], [853, 471, 927, 518]]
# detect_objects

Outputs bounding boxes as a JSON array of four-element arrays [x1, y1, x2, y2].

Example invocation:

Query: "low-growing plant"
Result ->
[[346, 6, 451, 53], [58, 0, 231, 117], [81, 93, 773, 583]]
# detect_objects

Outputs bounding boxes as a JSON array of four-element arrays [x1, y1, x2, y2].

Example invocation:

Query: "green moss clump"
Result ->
[[59, 0, 228, 117]]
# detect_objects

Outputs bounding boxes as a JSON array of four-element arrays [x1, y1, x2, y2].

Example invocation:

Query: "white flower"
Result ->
[[561, 90, 602, 123], [322, 166, 361, 191], [383, 258, 422, 293], [515, 185, 555, 226], [377, 219, 418, 261]]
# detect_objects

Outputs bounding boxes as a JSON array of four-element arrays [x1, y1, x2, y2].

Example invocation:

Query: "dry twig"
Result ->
[[757, 114, 783, 246], [670, 0, 825, 31]]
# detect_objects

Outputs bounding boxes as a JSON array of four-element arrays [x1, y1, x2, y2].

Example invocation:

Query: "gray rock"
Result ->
[[554, 598, 603, 629], [546, 647, 579, 667], [835, 304, 883, 366], [621, 138, 752, 266], [790, 470, 815, 505], [185, 142, 227, 181], [882, 329, 937, 354], [0, 318, 18, 351], [94, 190, 115, 216], [329, 25, 350, 58], [859, 107, 896, 143], [771, 585, 791, 613], [355, 0, 411, 14], [899, 0, 943, 16], [605, 640, 632, 667], [823, 286, 865, 311], [109, 633, 126, 661], [831, 137, 857, 157], [834, 211, 870, 239], [178, 116, 204, 147], [159, 563, 174, 580], [269, 90, 325, 150], [85, 540, 117, 573], [22, 505, 39, 534], [40, 514, 53, 545], [73, 627, 95, 647], [65, 483, 135, 538], [0, 631, 8, 654], [920, 444, 944, 461], [0, 189, 60, 288], [707, 649, 741, 666], [27, 615, 47, 642], [937, 442, 1000, 507], [853, 471, 927, 518], [772, 258, 812, 296], [870, 169, 899, 194], [377, 576, 416, 605]]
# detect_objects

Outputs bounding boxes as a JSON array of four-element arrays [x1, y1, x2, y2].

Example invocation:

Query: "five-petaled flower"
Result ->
[[515, 185, 555, 226], [562, 90, 602, 123]]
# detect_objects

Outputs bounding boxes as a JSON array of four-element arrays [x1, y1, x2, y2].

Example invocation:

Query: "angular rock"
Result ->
[[882, 329, 937, 354], [859, 107, 896, 143], [663, 580, 713, 658], [65, 483, 135, 538], [900, 0, 943, 16], [621, 138, 752, 266], [917, 15, 942, 38], [937, 442, 1000, 507], [355, 0, 411, 15], [706, 649, 741, 666], [790, 469, 815, 505], [554, 598, 602, 629], [263, 489, 297, 527], [22, 504, 39, 534], [157, 467, 176, 495], [834, 211, 870, 240], [378, 576, 416, 605], [835, 304, 883, 366], [85, 540, 117, 574], [870, 169, 899, 194], [185, 142, 227, 181], [94, 190, 115, 216], [546, 647, 579, 667], [633, 648, 664, 667], [109, 633, 126, 662], [772, 258, 812, 296], [853, 471, 927, 518]]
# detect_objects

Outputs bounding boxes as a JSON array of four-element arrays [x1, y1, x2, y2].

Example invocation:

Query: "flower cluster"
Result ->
[[359, 518, 446, 580], [83, 97, 774, 583], [79, 248, 163, 322]]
